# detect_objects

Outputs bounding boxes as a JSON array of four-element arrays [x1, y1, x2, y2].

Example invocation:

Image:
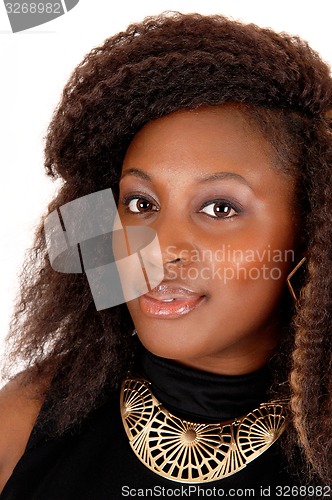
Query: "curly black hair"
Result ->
[[4, 12, 332, 485]]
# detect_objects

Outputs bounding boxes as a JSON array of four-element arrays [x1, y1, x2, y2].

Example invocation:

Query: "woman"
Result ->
[[1, 12, 332, 499]]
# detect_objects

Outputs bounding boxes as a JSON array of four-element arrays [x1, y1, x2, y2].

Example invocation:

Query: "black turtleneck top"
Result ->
[[140, 347, 274, 422], [1, 347, 298, 499]]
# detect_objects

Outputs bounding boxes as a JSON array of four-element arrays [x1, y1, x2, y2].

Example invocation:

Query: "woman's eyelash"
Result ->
[[199, 199, 242, 219], [121, 195, 242, 219], [122, 195, 157, 213]]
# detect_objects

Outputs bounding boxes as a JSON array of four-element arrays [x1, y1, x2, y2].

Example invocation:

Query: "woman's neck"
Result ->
[[137, 345, 273, 422]]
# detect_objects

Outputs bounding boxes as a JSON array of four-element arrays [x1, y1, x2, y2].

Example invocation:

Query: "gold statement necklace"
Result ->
[[120, 376, 288, 484]]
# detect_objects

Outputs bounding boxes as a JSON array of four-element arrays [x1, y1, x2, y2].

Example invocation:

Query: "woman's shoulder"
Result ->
[[0, 369, 50, 492]]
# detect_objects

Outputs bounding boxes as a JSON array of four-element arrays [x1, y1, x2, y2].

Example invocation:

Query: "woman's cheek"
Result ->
[[208, 246, 292, 293]]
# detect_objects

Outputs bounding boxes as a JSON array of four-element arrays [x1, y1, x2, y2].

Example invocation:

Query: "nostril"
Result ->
[[164, 257, 190, 272]]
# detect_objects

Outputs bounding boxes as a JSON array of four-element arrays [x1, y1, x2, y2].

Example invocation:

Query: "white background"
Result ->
[[1, 0, 332, 382]]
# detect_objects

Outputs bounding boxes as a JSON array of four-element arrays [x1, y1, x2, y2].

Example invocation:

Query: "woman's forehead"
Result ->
[[123, 106, 277, 177]]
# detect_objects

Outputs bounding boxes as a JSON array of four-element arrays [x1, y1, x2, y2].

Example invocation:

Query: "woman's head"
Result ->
[[117, 104, 299, 375], [6, 12, 332, 481]]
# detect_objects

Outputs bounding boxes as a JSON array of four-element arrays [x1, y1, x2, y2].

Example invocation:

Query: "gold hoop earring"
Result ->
[[287, 257, 306, 302]]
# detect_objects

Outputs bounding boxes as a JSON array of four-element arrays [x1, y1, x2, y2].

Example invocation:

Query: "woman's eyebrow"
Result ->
[[120, 168, 152, 182], [198, 172, 253, 190], [120, 168, 253, 191]]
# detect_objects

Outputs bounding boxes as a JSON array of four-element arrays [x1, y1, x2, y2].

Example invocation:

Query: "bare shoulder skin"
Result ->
[[0, 371, 49, 492]]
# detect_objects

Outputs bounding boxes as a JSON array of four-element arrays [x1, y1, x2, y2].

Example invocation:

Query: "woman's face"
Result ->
[[117, 105, 298, 375]]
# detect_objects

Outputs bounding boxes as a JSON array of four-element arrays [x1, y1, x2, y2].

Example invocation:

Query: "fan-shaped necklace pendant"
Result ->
[[120, 376, 288, 483]]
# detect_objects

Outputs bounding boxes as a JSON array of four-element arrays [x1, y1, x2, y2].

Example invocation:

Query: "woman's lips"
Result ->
[[138, 283, 206, 318]]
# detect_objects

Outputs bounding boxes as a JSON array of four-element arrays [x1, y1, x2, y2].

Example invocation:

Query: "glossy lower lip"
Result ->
[[138, 294, 206, 319]]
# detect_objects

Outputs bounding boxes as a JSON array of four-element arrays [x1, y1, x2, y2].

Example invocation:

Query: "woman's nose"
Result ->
[[152, 214, 199, 272], [161, 243, 195, 268]]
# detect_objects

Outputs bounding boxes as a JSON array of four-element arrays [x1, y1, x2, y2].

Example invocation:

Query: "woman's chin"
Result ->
[[134, 326, 214, 364]]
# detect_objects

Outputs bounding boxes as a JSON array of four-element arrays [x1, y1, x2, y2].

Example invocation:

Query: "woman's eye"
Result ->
[[126, 197, 157, 213], [199, 201, 238, 219]]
